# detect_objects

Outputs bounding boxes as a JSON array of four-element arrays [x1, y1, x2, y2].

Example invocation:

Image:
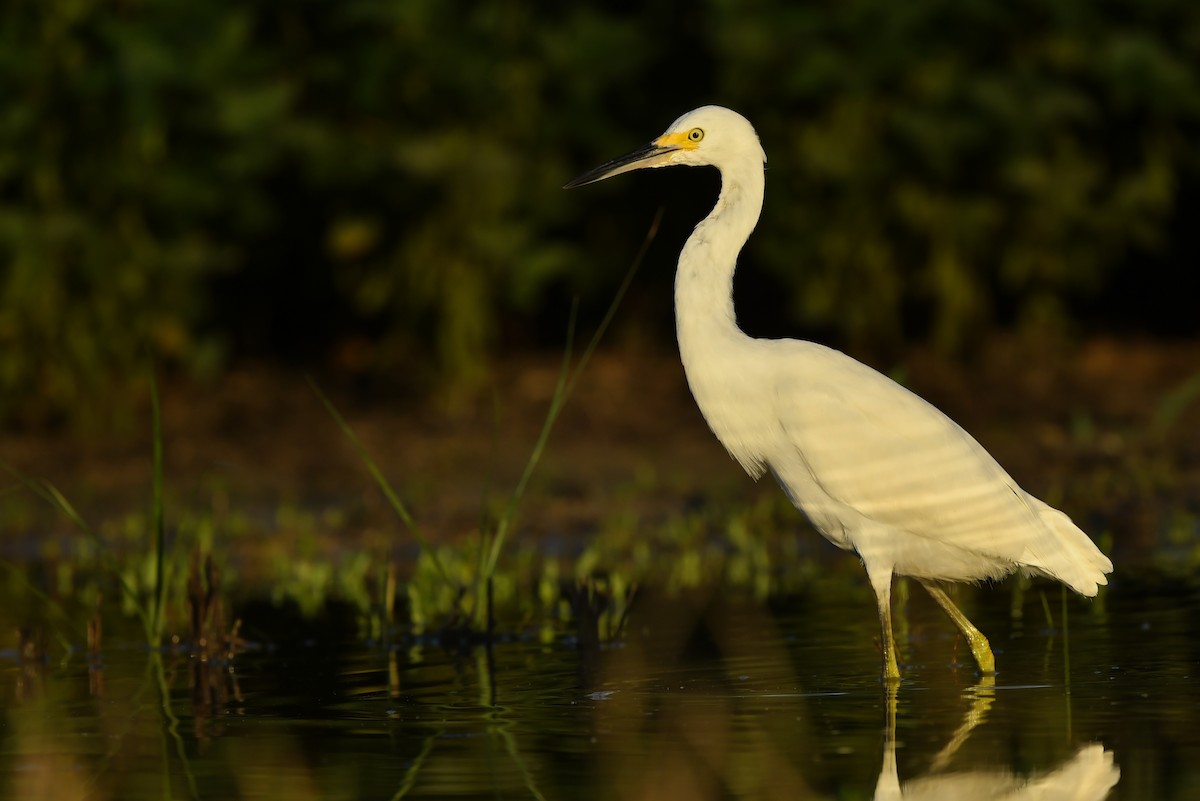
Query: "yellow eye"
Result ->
[[688, 128, 704, 142]]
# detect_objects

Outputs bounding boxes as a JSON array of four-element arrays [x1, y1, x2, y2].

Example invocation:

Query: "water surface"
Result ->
[[0, 579, 1194, 800]]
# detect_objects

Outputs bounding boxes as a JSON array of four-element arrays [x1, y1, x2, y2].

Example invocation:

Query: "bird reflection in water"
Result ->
[[874, 680, 1119, 801], [582, 594, 1119, 800]]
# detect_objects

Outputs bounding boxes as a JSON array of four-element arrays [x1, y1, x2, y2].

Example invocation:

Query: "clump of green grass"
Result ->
[[3, 372, 213, 800], [3, 373, 238, 659], [4, 376, 172, 648]]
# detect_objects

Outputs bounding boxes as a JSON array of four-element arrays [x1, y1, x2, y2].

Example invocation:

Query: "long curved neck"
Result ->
[[674, 158, 765, 353]]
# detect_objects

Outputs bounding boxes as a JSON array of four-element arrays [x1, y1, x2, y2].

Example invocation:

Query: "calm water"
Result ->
[[0, 579, 1195, 800]]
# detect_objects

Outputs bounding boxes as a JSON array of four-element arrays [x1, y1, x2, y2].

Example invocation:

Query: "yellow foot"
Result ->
[[967, 631, 996, 675]]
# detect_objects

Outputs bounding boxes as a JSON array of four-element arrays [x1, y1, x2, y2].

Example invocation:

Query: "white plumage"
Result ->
[[566, 105, 1113, 679]]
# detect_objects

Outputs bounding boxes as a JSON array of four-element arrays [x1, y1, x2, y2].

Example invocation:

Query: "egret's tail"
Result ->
[[1021, 497, 1113, 597]]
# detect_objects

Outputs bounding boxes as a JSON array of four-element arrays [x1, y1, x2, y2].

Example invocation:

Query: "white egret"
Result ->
[[565, 106, 1113, 679]]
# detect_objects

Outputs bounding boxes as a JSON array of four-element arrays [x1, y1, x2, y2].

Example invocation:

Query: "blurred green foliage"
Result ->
[[712, 0, 1200, 349], [1, 0, 1197, 424]]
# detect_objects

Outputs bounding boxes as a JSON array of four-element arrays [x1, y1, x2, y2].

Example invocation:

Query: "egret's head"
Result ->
[[564, 105, 766, 189]]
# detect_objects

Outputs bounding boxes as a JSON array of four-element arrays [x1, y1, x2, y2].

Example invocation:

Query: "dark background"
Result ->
[[3, 0, 1198, 427]]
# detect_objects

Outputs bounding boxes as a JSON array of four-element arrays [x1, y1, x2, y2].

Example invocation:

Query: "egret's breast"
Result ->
[[677, 333, 776, 479]]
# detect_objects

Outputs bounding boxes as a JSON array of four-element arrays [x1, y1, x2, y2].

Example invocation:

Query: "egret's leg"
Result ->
[[919, 581, 996, 674], [866, 566, 900, 681], [878, 592, 900, 681]]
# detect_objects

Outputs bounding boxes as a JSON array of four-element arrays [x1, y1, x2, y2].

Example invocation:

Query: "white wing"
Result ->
[[770, 341, 1106, 590]]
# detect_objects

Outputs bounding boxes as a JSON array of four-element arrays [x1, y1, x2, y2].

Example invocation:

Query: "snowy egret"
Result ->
[[565, 106, 1113, 679]]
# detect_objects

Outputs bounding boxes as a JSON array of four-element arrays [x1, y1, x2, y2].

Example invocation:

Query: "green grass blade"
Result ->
[[564, 207, 662, 400], [150, 371, 167, 643], [1151, 368, 1200, 437], [2, 463, 154, 638], [307, 376, 452, 587], [482, 301, 577, 583], [0, 560, 80, 658], [40, 480, 91, 533], [474, 390, 504, 615], [481, 210, 662, 584], [1038, 589, 1054, 629]]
